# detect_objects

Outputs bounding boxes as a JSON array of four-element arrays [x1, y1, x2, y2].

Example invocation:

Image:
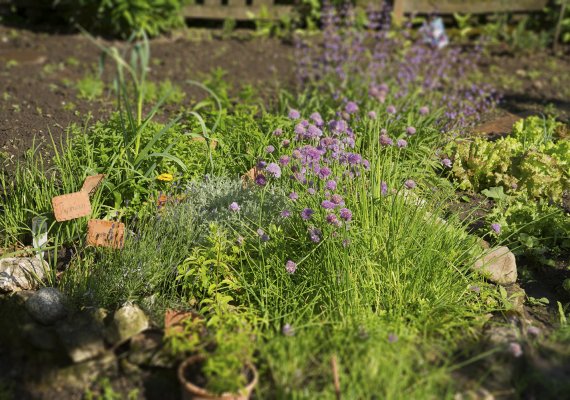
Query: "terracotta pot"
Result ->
[[178, 355, 258, 400]]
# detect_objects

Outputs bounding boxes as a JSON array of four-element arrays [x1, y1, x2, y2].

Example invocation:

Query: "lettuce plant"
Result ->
[[448, 116, 569, 203]]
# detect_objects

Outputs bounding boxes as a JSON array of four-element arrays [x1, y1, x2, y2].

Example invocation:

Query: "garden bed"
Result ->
[[1, 5, 569, 399]]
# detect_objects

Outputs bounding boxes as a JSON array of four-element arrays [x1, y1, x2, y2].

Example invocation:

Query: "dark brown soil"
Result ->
[[0, 25, 296, 167], [478, 45, 570, 124], [2, 25, 570, 170]]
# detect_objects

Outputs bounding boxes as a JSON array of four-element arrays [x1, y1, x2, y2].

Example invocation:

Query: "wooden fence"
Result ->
[[183, 0, 549, 21], [392, 0, 549, 23], [183, 0, 294, 20], [0, 0, 551, 22]]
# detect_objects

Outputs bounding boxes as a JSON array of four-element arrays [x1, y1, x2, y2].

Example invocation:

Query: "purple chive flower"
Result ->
[[406, 126, 416, 135], [442, 158, 452, 168], [281, 209, 291, 218], [379, 134, 393, 147], [282, 323, 295, 336], [342, 239, 350, 247], [307, 124, 323, 138], [469, 285, 481, 293], [307, 188, 316, 195], [236, 235, 244, 246], [509, 342, 523, 358], [288, 109, 300, 119], [289, 192, 299, 201], [282, 139, 290, 148], [255, 174, 267, 186], [257, 228, 270, 242], [257, 160, 267, 169], [279, 155, 290, 166], [228, 202, 240, 212], [273, 128, 283, 137], [321, 200, 336, 209], [318, 166, 331, 179], [266, 163, 282, 178], [285, 260, 297, 274], [381, 181, 388, 196], [387, 105, 397, 114], [339, 208, 352, 221], [491, 223, 501, 234], [345, 101, 359, 114], [527, 326, 540, 337], [388, 333, 398, 343], [347, 153, 362, 165], [310, 112, 323, 126], [404, 179, 416, 189], [301, 208, 314, 220], [326, 213, 339, 225], [397, 139, 408, 148], [294, 123, 306, 136], [266, 145, 275, 154], [362, 159, 370, 170], [368, 111, 377, 119], [331, 194, 344, 205], [326, 180, 337, 190], [308, 227, 321, 243], [419, 106, 429, 115]]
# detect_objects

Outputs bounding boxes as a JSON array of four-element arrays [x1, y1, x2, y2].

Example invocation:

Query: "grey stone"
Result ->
[[56, 311, 106, 363], [0, 257, 48, 293], [128, 330, 173, 368], [454, 388, 495, 400], [22, 321, 59, 351], [473, 246, 517, 285], [25, 287, 67, 325], [505, 283, 526, 315], [49, 352, 117, 391], [108, 303, 149, 344], [486, 325, 518, 347]]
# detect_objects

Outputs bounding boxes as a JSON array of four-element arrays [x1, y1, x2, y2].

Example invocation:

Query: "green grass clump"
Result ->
[[76, 74, 104, 101], [0, 134, 105, 252]]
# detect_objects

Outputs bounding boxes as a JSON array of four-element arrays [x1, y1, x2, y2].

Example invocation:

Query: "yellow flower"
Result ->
[[156, 173, 174, 182]]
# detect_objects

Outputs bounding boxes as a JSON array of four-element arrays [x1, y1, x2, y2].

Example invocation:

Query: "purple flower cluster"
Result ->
[[286, 260, 297, 274], [294, 1, 499, 130]]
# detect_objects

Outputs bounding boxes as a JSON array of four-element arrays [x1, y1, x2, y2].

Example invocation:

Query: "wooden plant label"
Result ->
[[52, 191, 92, 222], [164, 309, 197, 336], [241, 166, 260, 188], [86, 219, 125, 249], [81, 174, 105, 196], [157, 193, 168, 208]]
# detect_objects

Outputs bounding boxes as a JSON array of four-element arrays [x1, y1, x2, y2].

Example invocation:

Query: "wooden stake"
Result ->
[[554, 0, 568, 53], [331, 354, 341, 400]]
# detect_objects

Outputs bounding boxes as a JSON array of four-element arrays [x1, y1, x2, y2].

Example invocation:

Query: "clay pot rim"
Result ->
[[178, 354, 258, 399]]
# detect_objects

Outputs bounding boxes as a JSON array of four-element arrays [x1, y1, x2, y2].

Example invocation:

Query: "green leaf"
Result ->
[[481, 186, 508, 200]]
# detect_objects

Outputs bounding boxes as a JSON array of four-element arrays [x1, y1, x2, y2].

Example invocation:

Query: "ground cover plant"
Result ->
[[1, 1, 570, 399]]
